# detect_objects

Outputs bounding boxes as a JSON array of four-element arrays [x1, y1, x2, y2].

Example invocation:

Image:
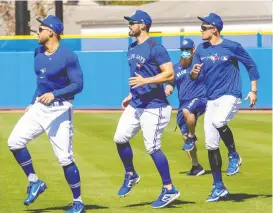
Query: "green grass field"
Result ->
[[0, 112, 272, 213]]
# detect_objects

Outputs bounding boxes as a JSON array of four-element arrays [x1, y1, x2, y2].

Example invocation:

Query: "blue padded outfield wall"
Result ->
[[0, 34, 272, 109]]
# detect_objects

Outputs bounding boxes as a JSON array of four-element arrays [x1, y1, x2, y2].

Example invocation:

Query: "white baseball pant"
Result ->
[[8, 100, 74, 166], [204, 95, 242, 150], [114, 105, 172, 154]]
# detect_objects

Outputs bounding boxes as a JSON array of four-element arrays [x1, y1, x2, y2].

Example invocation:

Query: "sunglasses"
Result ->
[[38, 27, 50, 33], [128, 20, 144, 25], [201, 25, 215, 31]]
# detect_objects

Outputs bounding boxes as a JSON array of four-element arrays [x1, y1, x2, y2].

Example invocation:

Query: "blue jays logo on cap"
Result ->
[[180, 38, 195, 49], [36, 15, 64, 35]]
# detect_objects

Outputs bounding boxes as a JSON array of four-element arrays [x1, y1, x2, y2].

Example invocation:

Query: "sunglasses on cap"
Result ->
[[201, 25, 215, 31], [128, 20, 144, 25]]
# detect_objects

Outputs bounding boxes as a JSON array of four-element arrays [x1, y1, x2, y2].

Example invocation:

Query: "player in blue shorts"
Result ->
[[190, 13, 259, 202], [114, 10, 180, 208], [165, 38, 206, 176], [7, 16, 85, 213]]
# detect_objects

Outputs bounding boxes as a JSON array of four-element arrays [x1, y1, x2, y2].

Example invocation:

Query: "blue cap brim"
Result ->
[[36, 18, 51, 29], [124, 16, 135, 21], [36, 18, 44, 25], [197, 16, 204, 21], [197, 16, 211, 25]]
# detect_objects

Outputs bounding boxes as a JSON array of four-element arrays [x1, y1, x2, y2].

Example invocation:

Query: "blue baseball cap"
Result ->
[[36, 15, 64, 35], [124, 10, 152, 26], [180, 38, 195, 49], [197, 13, 223, 31]]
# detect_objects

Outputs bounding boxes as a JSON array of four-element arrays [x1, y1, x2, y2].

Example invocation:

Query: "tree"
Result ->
[[0, 0, 55, 36], [31, 0, 54, 19], [29, 0, 54, 34], [0, 1, 15, 35]]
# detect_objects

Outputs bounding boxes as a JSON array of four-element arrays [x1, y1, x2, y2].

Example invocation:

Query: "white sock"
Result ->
[[28, 173, 38, 182], [74, 196, 83, 203]]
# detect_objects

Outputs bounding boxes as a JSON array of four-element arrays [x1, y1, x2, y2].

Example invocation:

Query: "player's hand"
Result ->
[[244, 91, 257, 107], [121, 95, 132, 109], [191, 63, 203, 75], [38, 92, 55, 105], [129, 72, 148, 89], [165, 85, 174, 96], [25, 104, 32, 112]]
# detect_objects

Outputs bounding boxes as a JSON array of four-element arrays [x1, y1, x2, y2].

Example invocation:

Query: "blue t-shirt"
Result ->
[[128, 38, 171, 108], [171, 63, 206, 105], [32, 44, 83, 103], [192, 39, 260, 100]]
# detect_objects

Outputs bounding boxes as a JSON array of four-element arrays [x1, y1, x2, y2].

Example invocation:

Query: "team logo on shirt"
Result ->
[[40, 68, 46, 73], [177, 69, 187, 78], [128, 54, 146, 63], [137, 63, 143, 69], [200, 54, 229, 63], [40, 68, 46, 79], [210, 53, 220, 63]]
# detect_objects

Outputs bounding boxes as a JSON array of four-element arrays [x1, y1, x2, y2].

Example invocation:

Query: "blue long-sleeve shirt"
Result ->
[[192, 39, 260, 100], [31, 44, 83, 104]]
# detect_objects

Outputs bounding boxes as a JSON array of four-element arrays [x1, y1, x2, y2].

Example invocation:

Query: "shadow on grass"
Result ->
[[126, 199, 195, 208], [226, 193, 272, 202], [25, 204, 108, 213]]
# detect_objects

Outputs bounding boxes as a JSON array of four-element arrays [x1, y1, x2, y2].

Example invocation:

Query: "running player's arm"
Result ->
[[235, 43, 260, 89], [129, 44, 174, 88], [190, 50, 203, 80], [166, 79, 176, 87], [145, 44, 174, 84], [235, 43, 260, 107], [52, 52, 83, 98], [165, 82, 175, 96], [165, 74, 176, 96]]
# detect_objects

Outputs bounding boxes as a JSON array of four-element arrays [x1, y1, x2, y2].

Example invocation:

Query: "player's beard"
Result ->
[[129, 27, 141, 37]]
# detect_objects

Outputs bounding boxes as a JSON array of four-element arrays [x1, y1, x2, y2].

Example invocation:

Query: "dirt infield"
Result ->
[[0, 109, 271, 114]]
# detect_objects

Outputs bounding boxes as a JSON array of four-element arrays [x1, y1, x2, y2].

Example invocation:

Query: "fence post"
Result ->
[[257, 33, 262, 48], [180, 35, 184, 45]]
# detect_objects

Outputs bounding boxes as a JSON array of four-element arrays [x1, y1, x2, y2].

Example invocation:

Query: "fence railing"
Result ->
[[0, 31, 272, 52]]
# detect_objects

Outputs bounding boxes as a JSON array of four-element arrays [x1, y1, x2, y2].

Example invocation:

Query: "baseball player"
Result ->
[[7, 15, 85, 213], [165, 38, 206, 176], [113, 10, 180, 208], [190, 13, 259, 202]]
